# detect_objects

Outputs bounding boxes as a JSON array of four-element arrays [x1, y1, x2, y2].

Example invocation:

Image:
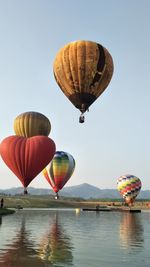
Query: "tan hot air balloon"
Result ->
[[53, 40, 114, 123], [14, 111, 51, 137]]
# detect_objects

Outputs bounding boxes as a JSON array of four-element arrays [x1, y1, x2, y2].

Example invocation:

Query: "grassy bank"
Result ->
[[0, 195, 150, 209], [0, 195, 89, 209]]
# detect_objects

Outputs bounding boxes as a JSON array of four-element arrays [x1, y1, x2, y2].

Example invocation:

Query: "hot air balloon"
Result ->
[[117, 174, 142, 206], [0, 135, 56, 194], [14, 111, 51, 137], [53, 40, 114, 123], [43, 151, 75, 198]]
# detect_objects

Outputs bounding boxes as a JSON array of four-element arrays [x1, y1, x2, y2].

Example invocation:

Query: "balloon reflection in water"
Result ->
[[119, 213, 144, 249], [0, 219, 46, 267], [39, 214, 73, 265]]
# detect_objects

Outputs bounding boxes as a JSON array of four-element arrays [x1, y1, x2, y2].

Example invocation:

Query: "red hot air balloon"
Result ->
[[0, 135, 56, 194]]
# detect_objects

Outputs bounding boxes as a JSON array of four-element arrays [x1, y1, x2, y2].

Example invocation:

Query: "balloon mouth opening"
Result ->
[[68, 93, 96, 123], [69, 93, 96, 110]]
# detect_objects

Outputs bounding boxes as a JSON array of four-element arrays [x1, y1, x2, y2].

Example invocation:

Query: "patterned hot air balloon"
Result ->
[[14, 111, 51, 137], [43, 151, 75, 198], [53, 40, 114, 123], [117, 174, 142, 206], [0, 135, 56, 194]]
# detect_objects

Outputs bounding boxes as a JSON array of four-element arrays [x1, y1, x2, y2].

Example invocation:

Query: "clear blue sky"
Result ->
[[0, 0, 150, 190]]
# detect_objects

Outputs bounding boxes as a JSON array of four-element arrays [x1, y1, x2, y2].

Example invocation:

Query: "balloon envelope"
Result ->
[[0, 135, 56, 191], [14, 111, 51, 137], [43, 151, 75, 193], [53, 40, 114, 115], [117, 174, 142, 204]]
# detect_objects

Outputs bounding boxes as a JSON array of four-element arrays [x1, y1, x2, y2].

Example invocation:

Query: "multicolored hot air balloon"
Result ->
[[43, 151, 75, 198], [117, 174, 142, 206], [14, 111, 51, 137], [53, 40, 114, 123], [0, 135, 56, 194]]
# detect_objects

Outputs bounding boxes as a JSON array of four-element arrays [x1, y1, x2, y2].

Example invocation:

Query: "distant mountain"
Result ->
[[0, 187, 51, 196], [61, 183, 120, 199], [0, 183, 149, 199]]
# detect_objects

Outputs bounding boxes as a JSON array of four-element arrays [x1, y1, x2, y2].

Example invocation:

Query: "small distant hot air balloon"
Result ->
[[43, 151, 75, 198], [117, 174, 142, 206], [53, 40, 114, 123], [14, 111, 51, 137], [0, 135, 56, 194]]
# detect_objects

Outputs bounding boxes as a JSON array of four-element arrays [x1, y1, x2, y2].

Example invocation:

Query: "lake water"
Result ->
[[0, 209, 150, 267]]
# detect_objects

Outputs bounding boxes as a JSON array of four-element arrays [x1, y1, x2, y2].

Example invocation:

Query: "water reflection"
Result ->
[[0, 217, 45, 267], [39, 213, 73, 265], [0, 217, 2, 226], [119, 213, 144, 249]]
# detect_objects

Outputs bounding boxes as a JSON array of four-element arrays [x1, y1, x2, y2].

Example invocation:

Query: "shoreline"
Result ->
[[0, 195, 150, 210]]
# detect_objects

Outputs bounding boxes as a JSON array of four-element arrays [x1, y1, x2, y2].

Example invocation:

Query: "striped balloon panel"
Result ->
[[42, 167, 55, 188], [50, 153, 69, 188], [117, 175, 142, 200], [66, 153, 75, 181]]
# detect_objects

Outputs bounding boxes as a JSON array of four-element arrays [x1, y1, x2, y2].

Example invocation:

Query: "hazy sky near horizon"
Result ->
[[0, 0, 150, 190]]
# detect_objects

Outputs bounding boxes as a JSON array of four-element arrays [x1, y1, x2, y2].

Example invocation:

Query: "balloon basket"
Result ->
[[79, 114, 85, 123], [55, 193, 59, 200], [24, 188, 28, 195]]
